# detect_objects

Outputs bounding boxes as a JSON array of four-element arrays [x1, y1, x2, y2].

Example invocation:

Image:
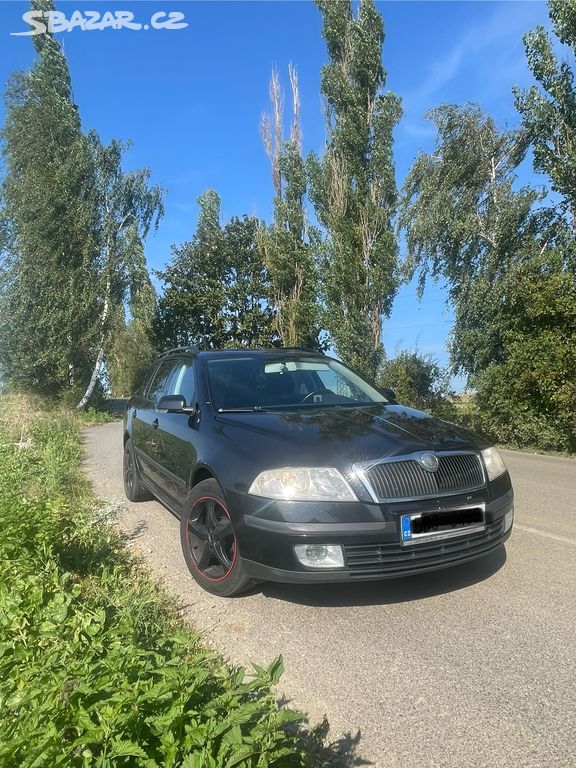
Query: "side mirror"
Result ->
[[380, 387, 397, 403], [156, 394, 187, 412]]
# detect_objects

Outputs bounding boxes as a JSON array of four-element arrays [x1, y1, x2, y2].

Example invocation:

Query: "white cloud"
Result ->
[[400, 1, 551, 121]]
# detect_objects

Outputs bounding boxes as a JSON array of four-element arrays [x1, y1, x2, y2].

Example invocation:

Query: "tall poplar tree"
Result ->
[[259, 66, 320, 348], [0, 0, 100, 396], [308, 0, 402, 378]]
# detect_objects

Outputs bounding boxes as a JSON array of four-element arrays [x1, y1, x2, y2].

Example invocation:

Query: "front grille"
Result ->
[[344, 518, 504, 575], [363, 453, 484, 501]]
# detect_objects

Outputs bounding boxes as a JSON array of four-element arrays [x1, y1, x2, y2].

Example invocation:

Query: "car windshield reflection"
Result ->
[[205, 355, 388, 412]]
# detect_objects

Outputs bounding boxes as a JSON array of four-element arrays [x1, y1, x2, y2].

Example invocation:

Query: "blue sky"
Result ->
[[0, 1, 555, 389]]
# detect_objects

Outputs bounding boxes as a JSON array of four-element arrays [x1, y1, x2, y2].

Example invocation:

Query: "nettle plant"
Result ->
[[0, 411, 323, 767]]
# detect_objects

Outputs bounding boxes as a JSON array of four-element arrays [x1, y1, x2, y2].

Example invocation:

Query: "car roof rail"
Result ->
[[158, 346, 199, 358], [157, 345, 324, 358], [282, 346, 325, 354]]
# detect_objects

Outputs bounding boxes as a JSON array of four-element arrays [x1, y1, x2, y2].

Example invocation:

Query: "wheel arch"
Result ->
[[189, 465, 217, 489]]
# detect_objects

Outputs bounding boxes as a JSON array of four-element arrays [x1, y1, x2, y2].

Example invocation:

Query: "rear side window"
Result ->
[[167, 359, 196, 405], [146, 359, 179, 404]]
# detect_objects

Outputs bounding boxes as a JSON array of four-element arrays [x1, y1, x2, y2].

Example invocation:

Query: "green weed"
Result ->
[[0, 402, 324, 767]]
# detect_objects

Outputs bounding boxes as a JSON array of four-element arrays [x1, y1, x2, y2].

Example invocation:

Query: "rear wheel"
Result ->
[[123, 439, 153, 502], [180, 479, 253, 596]]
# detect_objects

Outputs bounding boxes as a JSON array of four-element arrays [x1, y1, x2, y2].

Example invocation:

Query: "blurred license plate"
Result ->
[[401, 505, 485, 545]]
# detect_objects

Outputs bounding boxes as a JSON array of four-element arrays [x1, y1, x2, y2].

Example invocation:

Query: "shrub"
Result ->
[[377, 350, 457, 421], [473, 344, 576, 454]]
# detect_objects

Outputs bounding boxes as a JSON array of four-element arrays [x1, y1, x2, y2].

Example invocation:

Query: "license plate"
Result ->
[[401, 505, 485, 545]]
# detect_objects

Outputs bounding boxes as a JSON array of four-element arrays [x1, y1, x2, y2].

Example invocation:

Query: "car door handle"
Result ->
[[152, 418, 159, 430]]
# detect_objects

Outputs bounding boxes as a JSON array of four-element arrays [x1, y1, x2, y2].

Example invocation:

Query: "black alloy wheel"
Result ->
[[180, 479, 253, 596]]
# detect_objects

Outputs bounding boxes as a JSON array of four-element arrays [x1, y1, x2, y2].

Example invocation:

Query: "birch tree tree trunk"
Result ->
[[76, 278, 110, 410], [76, 347, 105, 410], [75, 135, 164, 409]]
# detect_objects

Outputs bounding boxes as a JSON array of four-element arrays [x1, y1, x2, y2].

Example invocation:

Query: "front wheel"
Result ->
[[180, 479, 253, 596]]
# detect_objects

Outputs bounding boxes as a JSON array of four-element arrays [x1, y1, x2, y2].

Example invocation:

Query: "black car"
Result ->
[[123, 347, 514, 596]]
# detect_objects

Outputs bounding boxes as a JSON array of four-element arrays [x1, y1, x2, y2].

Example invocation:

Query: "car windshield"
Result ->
[[205, 355, 388, 411]]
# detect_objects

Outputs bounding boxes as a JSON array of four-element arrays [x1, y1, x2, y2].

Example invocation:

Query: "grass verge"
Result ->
[[0, 397, 325, 767]]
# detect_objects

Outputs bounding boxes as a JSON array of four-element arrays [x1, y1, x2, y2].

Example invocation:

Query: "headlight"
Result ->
[[481, 447, 507, 481], [248, 467, 357, 501]]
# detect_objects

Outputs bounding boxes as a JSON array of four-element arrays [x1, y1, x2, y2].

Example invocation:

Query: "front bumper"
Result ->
[[233, 488, 514, 584]]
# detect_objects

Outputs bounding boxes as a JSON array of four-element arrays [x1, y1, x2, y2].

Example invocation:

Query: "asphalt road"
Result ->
[[83, 422, 576, 768]]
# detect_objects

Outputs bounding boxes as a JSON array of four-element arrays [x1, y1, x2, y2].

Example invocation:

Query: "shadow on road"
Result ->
[[313, 728, 372, 767], [259, 546, 507, 607], [322, 730, 372, 767], [289, 713, 371, 767]]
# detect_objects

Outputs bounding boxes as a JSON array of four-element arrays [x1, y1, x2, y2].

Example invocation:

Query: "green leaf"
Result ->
[[267, 655, 284, 685], [224, 746, 259, 768], [108, 739, 149, 759]]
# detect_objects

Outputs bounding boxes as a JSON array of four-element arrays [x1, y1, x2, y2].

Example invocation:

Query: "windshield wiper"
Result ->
[[261, 401, 381, 410], [217, 402, 385, 413], [217, 406, 267, 413]]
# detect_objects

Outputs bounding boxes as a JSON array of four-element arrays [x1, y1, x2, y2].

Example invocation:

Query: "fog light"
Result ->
[[294, 544, 345, 569], [503, 509, 514, 533]]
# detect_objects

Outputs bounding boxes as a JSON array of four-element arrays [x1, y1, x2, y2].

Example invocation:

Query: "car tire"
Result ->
[[180, 479, 254, 597], [123, 438, 154, 502]]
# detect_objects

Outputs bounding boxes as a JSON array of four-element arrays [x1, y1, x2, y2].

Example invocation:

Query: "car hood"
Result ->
[[214, 404, 488, 470]]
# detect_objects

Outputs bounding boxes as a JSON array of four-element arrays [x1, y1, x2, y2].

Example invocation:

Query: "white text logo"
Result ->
[[11, 10, 188, 36]]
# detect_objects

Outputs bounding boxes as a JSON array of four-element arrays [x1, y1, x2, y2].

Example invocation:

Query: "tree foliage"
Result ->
[[224, 215, 279, 348], [76, 134, 163, 409], [400, 104, 539, 377], [515, 0, 576, 224], [155, 191, 277, 350], [259, 66, 321, 348], [156, 190, 227, 350], [0, 1, 163, 408], [0, 0, 100, 397], [378, 350, 456, 421], [400, 96, 575, 452], [308, 0, 402, 378], [473, 246, 576, 452], [106, 317, 157, 397]]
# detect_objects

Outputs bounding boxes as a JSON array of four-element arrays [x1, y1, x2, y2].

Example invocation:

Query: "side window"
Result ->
[[146, 359, 179, 404], [138, 364, 159, 397], [167, 359, 196, 405]]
